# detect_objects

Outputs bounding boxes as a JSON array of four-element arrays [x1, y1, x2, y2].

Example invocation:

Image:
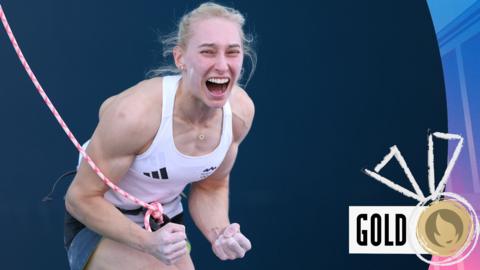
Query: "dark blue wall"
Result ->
[[0, 0, 446, 269]]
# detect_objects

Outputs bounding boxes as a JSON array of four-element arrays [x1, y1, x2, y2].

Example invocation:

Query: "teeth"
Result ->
[[207, 78, 229, 84]]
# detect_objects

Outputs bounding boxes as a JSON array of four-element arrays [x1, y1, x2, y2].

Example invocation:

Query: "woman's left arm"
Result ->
[[189, 88, 255, 260]]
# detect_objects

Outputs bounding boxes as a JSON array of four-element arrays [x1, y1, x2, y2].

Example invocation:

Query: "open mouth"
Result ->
[[206, 77, 230, 97]]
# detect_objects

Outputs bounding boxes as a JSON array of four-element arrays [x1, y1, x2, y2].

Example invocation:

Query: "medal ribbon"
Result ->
[[364, 132, 463, 202]]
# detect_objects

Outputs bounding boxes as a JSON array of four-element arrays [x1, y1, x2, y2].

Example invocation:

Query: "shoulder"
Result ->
[[94, 77, 164, 155], [229, 85, 255, 143], [99, 77, 163, 118]]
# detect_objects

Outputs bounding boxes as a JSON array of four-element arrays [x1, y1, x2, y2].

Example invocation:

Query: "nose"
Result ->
[[214, 54, 228, 73]]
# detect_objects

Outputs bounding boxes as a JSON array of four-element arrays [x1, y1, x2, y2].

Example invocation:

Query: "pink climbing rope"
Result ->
[[0, 5, 163, 231]]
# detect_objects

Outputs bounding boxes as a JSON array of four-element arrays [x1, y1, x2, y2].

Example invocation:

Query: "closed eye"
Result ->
[[201, 50, 215, 55], [227, 50, 241, 56]]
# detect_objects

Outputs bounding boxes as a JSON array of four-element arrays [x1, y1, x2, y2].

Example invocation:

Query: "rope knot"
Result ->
[[144, 201, 164, 232], [150, 202, 164, 220]]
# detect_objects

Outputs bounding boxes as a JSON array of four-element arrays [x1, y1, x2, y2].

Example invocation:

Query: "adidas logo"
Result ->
[[143, 167, 169, 180], [202, 166, 217, 173]]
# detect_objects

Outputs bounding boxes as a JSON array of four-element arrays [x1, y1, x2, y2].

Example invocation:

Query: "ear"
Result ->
[[173, 46, 185, 70]]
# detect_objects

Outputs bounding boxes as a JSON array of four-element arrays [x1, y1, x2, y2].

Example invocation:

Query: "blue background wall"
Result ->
[[0, 0, 447, 269], [427, 1, 480, 269]]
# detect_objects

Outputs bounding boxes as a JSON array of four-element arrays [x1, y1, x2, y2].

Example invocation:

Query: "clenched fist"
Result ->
[[212, 223, 252, 260], [145, 222, 188, 265]]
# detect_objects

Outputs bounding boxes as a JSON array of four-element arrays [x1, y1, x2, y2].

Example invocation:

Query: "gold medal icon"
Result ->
[[416, 199, 474, 257], [365, 132, 480, 265]]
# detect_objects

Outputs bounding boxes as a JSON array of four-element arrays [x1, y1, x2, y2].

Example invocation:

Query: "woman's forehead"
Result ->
[[188, 17, 242, 47]]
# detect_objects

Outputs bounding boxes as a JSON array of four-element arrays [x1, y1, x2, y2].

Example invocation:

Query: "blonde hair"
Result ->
[[147, 2, 257, 87]]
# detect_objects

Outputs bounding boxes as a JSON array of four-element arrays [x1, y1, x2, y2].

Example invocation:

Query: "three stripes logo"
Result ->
[[143, 167, 169, 180]]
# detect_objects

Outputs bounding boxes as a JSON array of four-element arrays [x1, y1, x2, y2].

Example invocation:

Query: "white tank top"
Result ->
[[81, 75, 233, 225]]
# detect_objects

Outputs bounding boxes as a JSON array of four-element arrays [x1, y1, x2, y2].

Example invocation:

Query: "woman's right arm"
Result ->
[[65, 86, 188, 265], [65, 95, 153, 252]]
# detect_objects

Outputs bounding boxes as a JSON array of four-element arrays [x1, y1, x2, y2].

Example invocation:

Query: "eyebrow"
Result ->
[[198, 43, 241, 49]]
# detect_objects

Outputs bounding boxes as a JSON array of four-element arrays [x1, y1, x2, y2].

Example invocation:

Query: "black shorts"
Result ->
[[64, 208, 184, 270]]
